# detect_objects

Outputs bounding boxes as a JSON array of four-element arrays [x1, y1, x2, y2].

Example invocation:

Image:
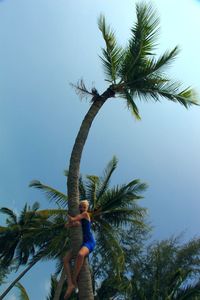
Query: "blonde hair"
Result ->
[[79, 200, 89, 207]]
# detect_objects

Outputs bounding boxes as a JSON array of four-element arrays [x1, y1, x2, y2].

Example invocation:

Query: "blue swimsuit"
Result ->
[[81, 218, 96, 253]]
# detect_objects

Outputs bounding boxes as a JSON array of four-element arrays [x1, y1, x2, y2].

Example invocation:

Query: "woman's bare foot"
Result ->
[[64, 283, 75, 299]]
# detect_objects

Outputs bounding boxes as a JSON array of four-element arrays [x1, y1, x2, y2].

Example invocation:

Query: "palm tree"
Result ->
[[64, 2, 198, 299], [0, 157, 147, 299], [93, 236, 200, 300], [0, 203, 69, 299], [32, 157, 148, 299], [122, 236, 200, 299]]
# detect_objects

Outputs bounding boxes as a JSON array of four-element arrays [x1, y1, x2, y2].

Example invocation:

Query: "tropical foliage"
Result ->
[[0, 157, 147, 299], [95, 236, 200, 300]]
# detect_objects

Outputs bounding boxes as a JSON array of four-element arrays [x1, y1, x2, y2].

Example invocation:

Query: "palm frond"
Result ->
[[96, 156, 118, 200], [119, 2, 159, 81], [173, 281, 200, 300], [99, 207, 146, 228], [98, 14, 123, 83], [140, 46, 180, 78], [15, 282, 30, 300], [34, 209, 67, 218], [135, 79, 198, 108], [0, 208, 17, 225], [133, 2, 160, 56], [85, 175, 99, 209], [96, 179, 147, 212], [94, 220, 125, 275], [70, 79, 96, 100], [124, 89, 141, 120], [29, 180, 67, 208]]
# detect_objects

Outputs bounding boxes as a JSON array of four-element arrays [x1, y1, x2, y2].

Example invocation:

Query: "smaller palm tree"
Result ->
[[127, 236, 200, 299], [0, 203, 69, 300]]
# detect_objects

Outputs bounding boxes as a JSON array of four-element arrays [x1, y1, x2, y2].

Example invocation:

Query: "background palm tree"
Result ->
[[91, 236, 200, 300], [118, 236, 200, 300], [0, 203, 69, 299], [64, 2, 198, 299]]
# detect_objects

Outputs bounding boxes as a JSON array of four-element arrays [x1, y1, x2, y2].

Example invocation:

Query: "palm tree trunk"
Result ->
[[52, 268, 66, 300], [0, 256, 41, 300], [54, 87, 115, 300]]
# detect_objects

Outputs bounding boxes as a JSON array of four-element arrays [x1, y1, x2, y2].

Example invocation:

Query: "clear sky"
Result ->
[[0, 0, 200, 299]]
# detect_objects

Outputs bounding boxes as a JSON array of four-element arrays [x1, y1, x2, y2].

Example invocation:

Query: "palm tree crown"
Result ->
[[96, 2, 198, 119]]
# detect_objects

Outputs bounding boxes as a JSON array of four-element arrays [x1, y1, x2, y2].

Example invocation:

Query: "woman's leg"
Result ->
[[63, 250, 75, 299], [73, 246, 89, 285]]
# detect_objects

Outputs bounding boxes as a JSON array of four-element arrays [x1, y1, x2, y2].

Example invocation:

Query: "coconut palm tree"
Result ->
[[93, 236, 200, 300], [0, 203, 69, 299], [31, 156, 148, 299], [0, 157, 147, 299], [64, 2, 198, 299], [121, 236, 200, 299]]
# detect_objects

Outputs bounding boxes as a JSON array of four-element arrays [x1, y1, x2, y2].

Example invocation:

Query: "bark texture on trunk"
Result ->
[[54, 87, 115, 300]]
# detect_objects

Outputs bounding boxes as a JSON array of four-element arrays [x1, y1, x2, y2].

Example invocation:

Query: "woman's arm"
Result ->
[[64, 220, 81, 228], [68, 212, 89, 222]]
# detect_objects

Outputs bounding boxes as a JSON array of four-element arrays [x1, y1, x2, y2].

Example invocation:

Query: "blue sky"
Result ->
[[0, 0, 200, 299]]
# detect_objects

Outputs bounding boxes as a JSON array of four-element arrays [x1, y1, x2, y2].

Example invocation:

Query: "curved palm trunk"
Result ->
[[53, 87, 115, 300], [0, 256, 41, 300]]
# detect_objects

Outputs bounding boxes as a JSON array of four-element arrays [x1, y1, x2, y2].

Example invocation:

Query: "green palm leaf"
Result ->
[[96, 156, 118, 200], [124, 89, 141, 120], [15, 282, 30, 300], [29, 180, 67, 207], [85, 175, 99, 209], [173, 281, 200, 299], [138, 46, 180, 79], [134, 79, 198, 108], [96, 179, 147, 212], [0, 208, 17, 225], [119, 2, 159, 82], [34, 209, 67, 218], [94, 220, 125, 275], [98, 14, 123, 83], [100, 208, 146, 227]]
